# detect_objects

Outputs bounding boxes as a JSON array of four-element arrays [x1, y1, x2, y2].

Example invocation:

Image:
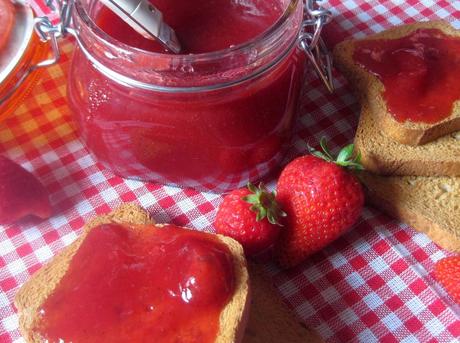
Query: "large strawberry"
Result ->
[[0, 156, 52, 224], [434, 256, 460, 304], [214, 183, 286, 258], [276, 138, 364, 268]]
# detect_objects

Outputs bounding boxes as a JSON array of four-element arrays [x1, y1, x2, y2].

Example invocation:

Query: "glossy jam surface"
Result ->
[[96, 0, 282, 53], [353, 29, 460, 124], [34, 224, 235, 342]]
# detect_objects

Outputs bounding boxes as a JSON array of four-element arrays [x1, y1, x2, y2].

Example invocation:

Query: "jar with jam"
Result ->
[[1, 0, 333, 192]]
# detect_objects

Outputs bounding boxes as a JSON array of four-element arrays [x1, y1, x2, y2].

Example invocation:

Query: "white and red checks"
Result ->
[[1, 1, 460, 342]]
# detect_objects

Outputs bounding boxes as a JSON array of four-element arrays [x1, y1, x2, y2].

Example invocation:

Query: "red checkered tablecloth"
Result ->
[[1, 1, 460, 342]]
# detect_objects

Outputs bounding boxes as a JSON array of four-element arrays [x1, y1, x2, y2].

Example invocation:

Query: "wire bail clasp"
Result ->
[[299, 0, 334, 92], [34, 0, 74, 68]]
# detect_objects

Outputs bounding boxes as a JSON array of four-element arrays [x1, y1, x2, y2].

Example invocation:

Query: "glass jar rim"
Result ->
[[73, 0, 301, 61]]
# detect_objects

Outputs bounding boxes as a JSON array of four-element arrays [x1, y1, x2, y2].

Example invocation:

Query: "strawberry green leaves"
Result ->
[[243, 183, 286, 225], [308, 137, 364, 170]]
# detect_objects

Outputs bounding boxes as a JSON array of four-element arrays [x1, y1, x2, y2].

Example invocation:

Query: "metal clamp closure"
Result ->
[[34, 0, 74, 67], [299, 0, 334, 92]]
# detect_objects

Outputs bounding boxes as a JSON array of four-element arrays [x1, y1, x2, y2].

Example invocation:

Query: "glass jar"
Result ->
[[0, 2, 49, 122], [2, 0, 333, 193], [68, 0, 308, 192]]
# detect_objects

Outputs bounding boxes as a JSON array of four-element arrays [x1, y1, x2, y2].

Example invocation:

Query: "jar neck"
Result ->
[[71, 0, 303, 91]]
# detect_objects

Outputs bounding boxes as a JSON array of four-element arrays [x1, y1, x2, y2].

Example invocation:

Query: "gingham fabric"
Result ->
[[1, 1, 460, 342]]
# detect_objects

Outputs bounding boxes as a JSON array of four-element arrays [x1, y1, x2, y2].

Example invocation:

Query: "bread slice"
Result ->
[[243, 263, 324, 343], [359, 173, 460, 252], [334, 21, 460, 146], [354, 104, 460, 176], [15, 204, 250, 343]]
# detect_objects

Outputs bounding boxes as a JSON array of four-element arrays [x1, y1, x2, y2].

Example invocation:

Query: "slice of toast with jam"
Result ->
[[14, 204, 250, 343], [354, 104, 460, 177], [334, 21, 460, 146]]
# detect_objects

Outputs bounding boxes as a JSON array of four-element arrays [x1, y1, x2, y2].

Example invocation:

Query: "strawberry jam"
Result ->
[[353, 28, 460, 124], [33, 224, 235, 342], [96, 0, 283, 53]]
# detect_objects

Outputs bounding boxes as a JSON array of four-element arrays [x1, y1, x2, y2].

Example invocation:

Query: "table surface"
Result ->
[[1, 1, 460, 342]]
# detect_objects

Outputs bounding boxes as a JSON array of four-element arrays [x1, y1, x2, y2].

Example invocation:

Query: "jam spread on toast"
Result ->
[[33, 224, 235, 342], [353, 28, 460, 124]]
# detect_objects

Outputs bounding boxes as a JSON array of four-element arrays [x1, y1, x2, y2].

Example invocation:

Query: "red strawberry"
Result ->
[[276, 139, 364, 268], [434, 256, 460, 304], [214, 183, 286, 258], [0, 156, 52, 224]]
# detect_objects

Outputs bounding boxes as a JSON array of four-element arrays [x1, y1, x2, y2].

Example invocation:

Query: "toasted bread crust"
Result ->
[[354, 104, 460, 177], [366, 191, 460, 252], [243, 264, 324, 343], [334, 21, 460, 146], [359, 173, 460, 252], [216, 236, 250, 343], [15, 204, 250, 343]]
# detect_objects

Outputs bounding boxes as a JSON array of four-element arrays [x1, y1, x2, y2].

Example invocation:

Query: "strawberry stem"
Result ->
[[243, 183, 286, 226], [308, 137, 364, 170]]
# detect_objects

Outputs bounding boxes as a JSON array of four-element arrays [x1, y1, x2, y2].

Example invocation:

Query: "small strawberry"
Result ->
[[214, 183, 286, 258], [434, 256, 460, 304], [0, 156, 52, 224], [276, 138, 364, 268]]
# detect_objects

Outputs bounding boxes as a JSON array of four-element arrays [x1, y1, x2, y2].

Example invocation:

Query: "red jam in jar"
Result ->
[[68, 0, 305, 192], [33, 224, 236, 342], [96, 0, 283, 53], [353, 28, 460, 124]]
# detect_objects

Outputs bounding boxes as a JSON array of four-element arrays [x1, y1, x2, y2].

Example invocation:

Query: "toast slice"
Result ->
[[243, 263, 324, 343], [15, 204, 250, 343], [359, 173, 460, 253], [354, 104, 460, 176], [334, 21, 460, 146]]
